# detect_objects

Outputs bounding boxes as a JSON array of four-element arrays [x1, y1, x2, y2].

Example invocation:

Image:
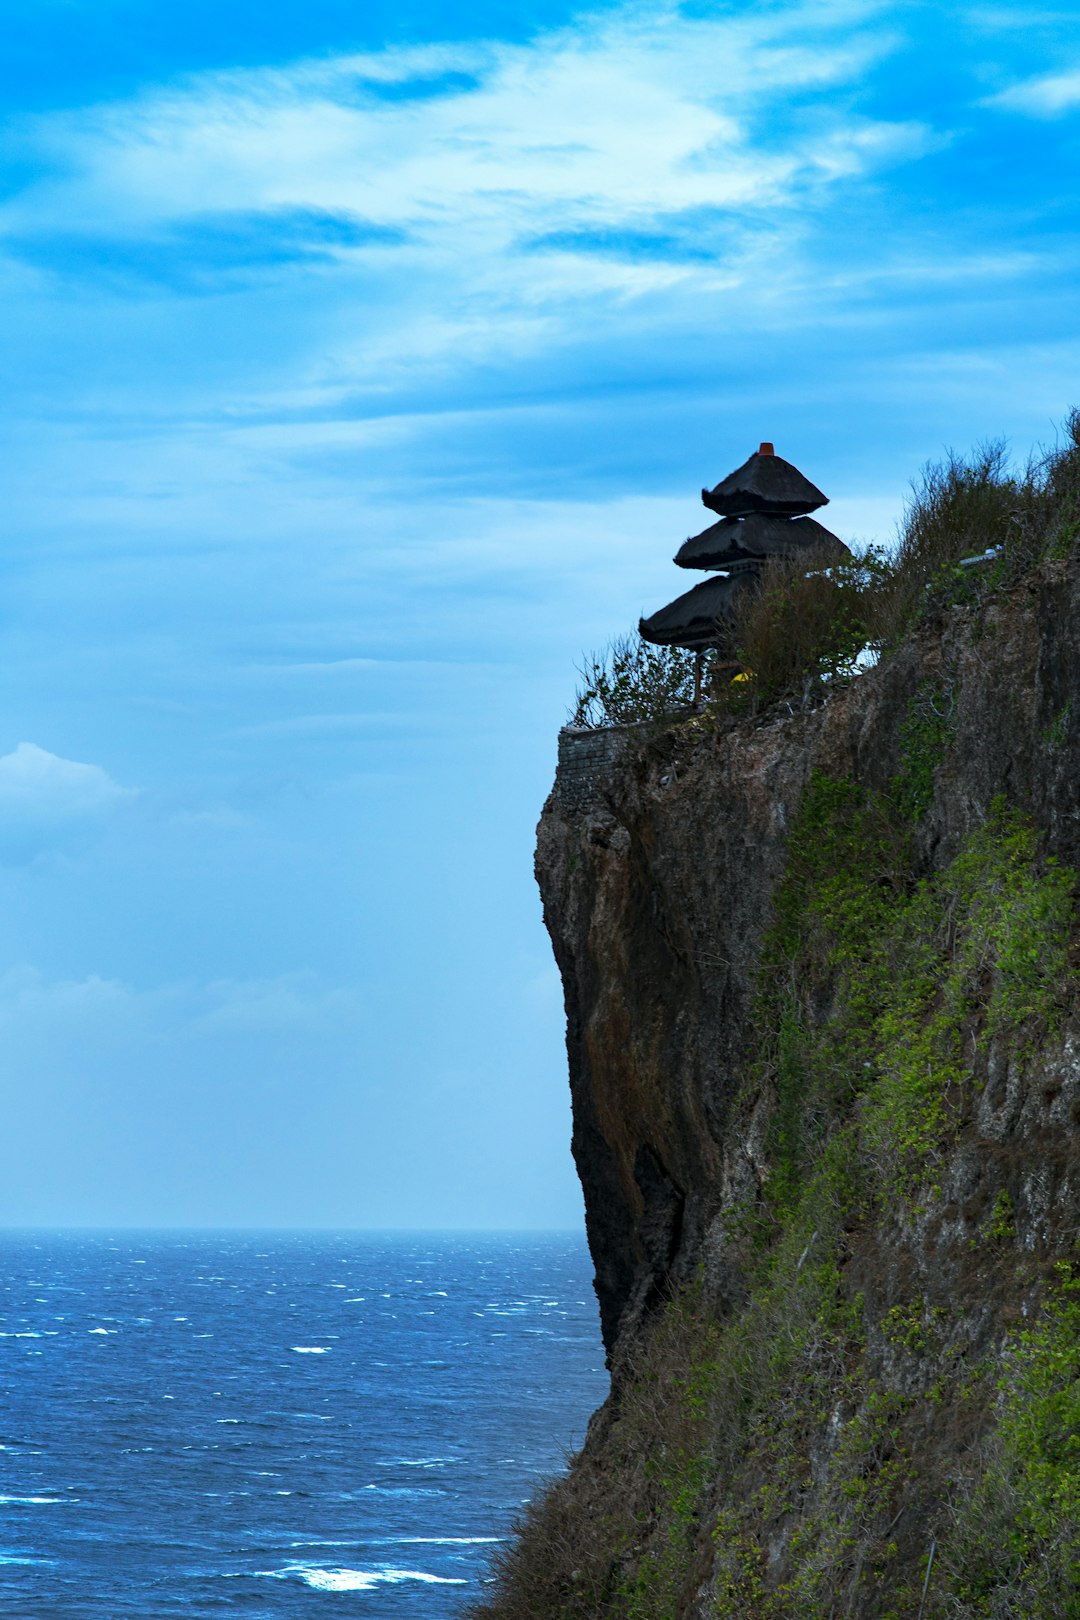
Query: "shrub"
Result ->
[[725, 546, 888, 711], [570, 634, 702, 727], [872, 414, 1080, 646]]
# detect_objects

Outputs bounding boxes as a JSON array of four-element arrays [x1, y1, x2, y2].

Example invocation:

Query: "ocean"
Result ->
[[0, 1231, 608, 1618]]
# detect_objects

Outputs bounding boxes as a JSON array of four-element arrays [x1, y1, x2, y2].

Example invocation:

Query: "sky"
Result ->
[[1, 0, 1078, 1229]]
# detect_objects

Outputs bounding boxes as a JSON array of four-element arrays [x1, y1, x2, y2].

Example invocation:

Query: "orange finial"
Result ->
[[758, 441, 775, 456]]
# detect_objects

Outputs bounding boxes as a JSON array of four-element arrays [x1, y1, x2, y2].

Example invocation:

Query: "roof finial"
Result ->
[[758, 441, 775, 456]]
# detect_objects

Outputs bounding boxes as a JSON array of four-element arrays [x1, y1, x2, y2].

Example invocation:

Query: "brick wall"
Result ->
[[554, 724, 645, 810]]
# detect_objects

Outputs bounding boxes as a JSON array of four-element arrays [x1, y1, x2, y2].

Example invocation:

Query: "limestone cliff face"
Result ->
[[509, 560, 1080, 1619]]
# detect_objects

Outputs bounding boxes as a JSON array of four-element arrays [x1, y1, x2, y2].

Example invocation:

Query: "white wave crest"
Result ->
[[398, 1536, 503, 1545], [385, 1456, 461, 1468], [0, 1495, 74, 1505], [267, 1564, 467, 1591]]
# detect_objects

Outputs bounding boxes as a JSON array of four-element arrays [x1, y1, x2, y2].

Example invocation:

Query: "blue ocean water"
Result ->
[[0, 1231, 607, 1618]]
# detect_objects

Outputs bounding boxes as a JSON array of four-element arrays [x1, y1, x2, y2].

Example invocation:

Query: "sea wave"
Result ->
[[0, 1495, 75, 1506], [262, 1564, 468, 1591]]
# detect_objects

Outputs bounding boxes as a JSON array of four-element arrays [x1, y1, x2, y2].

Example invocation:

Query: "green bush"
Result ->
[[762, 778, 1075, 1204], [725, 547, 889, 711], [570, 634, 703, 728]]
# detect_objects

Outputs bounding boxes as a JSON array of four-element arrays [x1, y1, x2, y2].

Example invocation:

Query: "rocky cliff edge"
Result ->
[[477, 555, 1080, 1620]]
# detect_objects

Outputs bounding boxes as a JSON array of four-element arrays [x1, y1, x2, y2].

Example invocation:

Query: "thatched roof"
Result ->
[[675, 512, 849, 571], [639, 572, 756, 651], [701, 442, 827, 517]]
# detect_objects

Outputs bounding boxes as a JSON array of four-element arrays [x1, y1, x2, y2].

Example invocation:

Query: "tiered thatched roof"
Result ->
[[639, 443, 848, 654], [638, 573, 756, 651], [674, 512, 847, 571], [700, 443, 828, 517]]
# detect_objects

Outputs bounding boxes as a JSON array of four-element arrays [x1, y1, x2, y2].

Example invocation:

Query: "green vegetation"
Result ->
[[724, 546, 888, 709], [572, 411, 1080, 727], [987, 1189, 1014, 1246], [479, 415, 1080, 1620], [760, 774, 1072, 1210], [889, 683, 952, 821], [1042, 698, 1072, 750], [571, 634, 703, 727], [944, 1264, 1080, 1617], [473, 753, 1077, 1620]]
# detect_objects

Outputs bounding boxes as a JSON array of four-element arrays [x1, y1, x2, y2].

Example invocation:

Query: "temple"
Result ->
[[639, 442, 850, 662]]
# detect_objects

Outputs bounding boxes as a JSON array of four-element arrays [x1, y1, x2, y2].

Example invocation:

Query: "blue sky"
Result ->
[[2, 0, 1078, 1228]]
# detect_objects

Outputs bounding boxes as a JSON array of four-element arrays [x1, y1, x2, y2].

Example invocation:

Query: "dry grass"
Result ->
[[719, 411, 1080, 713], [872, 412, 1080, 647], [468, 1463, 623, 1620]]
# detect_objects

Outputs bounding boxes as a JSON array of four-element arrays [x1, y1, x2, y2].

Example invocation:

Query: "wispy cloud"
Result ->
[[0, 742, 133, 819], [9, 0, 1060, 485], [985, 65, 1080, 116], [233, 711, 424, 738], [0, 0, 916, 316], [0, 743, 136, 863], [0, 963, 365, 1040]]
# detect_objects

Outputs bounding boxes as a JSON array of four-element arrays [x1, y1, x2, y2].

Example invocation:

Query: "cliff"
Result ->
[[476, 545, 1080, 1619]]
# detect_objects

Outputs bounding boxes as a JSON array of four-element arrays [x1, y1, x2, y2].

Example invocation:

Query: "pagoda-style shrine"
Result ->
[[639, 442, 850, 690]]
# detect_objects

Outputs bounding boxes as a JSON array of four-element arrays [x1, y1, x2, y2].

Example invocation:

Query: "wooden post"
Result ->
[[694, 651, 703, 707]]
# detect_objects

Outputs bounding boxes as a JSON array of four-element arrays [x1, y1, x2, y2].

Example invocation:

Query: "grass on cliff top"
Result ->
[[572, 408, 1080, 727]]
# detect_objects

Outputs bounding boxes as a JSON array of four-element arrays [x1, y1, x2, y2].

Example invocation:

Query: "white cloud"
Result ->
[[16, 8, 888, 218], [985, 66, 1080, 116], [189, 972, 366, 1035], [0, 742, 133, 819], [233, 711, 421, 738], [1, 0, 918, 321], [0, 966, 133, 1024], [0, 964, 365, 1041]]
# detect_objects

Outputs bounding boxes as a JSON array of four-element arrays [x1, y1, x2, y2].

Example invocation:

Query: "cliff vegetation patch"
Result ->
[[476, 766, 1078, 1618], [571, 412, 1080, 726]]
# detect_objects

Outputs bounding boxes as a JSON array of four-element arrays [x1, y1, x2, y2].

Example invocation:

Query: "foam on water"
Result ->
[[0, 1496, 73, 1506], [398, 1536, 503, 1545], [267, 1563, 469, 1591], [361, 1484, 443, 1497], [386, 1456, 461, 1469]]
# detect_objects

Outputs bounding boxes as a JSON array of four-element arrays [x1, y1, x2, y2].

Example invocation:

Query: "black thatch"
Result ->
[[674, 512, 850, 570], [639, 572, 756, 651], [701, 446, 827, 517]]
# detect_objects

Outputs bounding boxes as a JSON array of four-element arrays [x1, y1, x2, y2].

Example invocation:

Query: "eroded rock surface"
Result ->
[[500, 560, 1080, 1619]]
